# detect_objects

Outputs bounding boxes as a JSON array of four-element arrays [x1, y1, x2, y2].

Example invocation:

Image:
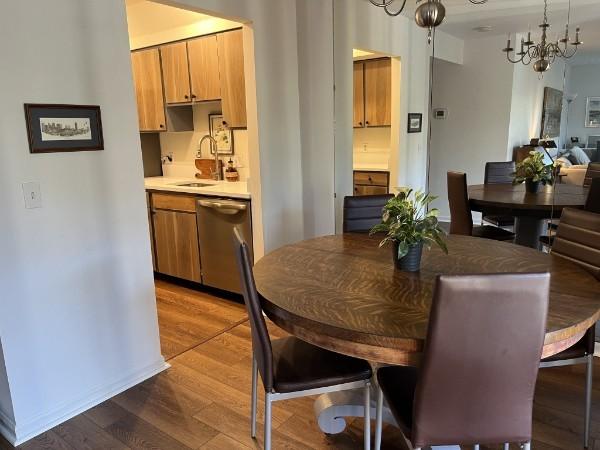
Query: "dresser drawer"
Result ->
[[353, 171, 389, 187], [354, 185, 389, 196]]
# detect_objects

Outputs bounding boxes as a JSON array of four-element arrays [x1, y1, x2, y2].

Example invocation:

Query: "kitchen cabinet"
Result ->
[[353, 170, 390, 196], [188, 35, 221, 102], [353, 62, 365, 128], [131, 48, 166, 132], [147, 193, 156, 271], [217, 30, 247, 128], [353, 58, 391, 128], [151, 193, 201, 283], [160, 42, 192, 104]]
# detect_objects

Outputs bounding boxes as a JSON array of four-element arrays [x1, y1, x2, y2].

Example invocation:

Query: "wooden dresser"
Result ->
[[353, 170, 390, 196]]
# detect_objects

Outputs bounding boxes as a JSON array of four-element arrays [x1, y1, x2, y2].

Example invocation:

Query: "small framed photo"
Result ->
[[585, 97, 600, 128], [209, 113, 234, 155], [24, 104, 103, 153], [407, 113, 423, 133]]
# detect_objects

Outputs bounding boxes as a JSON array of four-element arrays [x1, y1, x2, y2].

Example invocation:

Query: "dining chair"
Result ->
[[447, 172, 515, 241], [542, 207, 600, 447], [482, 162, 516, 228], [233, 228, 373, 450], [374, 273, 550, 450], [343, 194, 394, 233], [584, 162, 600, 188], [539, 177, 600, 248]]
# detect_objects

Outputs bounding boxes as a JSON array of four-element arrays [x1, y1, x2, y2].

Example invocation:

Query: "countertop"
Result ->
[[144, 177, 251, 200], [353, 165, 390, 172]]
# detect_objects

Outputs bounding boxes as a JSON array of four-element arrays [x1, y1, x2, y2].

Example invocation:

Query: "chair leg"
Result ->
[[585, 353, 593, 448], [364, 382, 371, 450], [264, 392, 272, 450], [374, 386, 383, 450], [251, 355, 258, 438], [522, 442, 531, 450]]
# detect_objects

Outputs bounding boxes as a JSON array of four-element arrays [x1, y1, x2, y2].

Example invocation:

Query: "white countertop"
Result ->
[[144, 177, 251, 200], [353, 165, 390, 172]]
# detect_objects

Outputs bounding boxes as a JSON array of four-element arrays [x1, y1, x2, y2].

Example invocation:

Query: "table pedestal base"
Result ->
[[514, 216, 546, 248], [314, 389, 459, 450]]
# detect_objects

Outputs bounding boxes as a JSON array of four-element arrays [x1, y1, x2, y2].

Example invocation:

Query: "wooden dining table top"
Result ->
[[254, 233, 600, 366], [468, 183, 588, 215]]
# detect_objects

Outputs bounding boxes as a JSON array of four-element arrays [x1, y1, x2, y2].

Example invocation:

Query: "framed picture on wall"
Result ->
[[540, 87, 563, 138], [24, 104, 103, 153], [209, 114, 234, 155], [585, 97, 600, 128], [407, 113, 423, 133]]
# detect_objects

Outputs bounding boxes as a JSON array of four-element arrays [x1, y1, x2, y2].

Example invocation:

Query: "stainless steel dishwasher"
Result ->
[[196, 197, 252, 294]]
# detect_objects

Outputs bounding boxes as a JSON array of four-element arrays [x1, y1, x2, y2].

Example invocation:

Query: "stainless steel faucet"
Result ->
[[199, 135, 221, 181]]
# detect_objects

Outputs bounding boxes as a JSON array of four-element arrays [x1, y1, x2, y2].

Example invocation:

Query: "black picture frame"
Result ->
[[407, 113, 423, 133], [24, 104, 104, 154]]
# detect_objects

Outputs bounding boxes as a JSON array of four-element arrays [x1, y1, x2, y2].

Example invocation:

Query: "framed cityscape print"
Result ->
[[209, 113, 234, 155], [24, 104, 103, 153], [585, 97, 600, 128], [540, 87, 563, 138]]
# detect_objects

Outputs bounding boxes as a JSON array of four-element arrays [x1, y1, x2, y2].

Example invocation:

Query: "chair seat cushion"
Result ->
[[472, 225, 515, 241], [541, 334, 590, 363], [271, 337, 372, 393], [376, 365, 418, 437], [483, 215, 515, 227]]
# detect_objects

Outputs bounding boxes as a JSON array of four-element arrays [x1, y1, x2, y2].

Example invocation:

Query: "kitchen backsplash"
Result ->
[[353, 127, 391, 169], [159, 102, 250, 181]]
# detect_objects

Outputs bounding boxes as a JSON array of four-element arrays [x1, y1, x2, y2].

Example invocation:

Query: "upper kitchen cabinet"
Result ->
[[217, 30, 247, 128], [160, 42, 191, 104], [188, 35, 221, 102], [364, 58, 391, 127], [353, 58, 391, 128], [131, 48, 166, 132], [353, 62, 365, 128]]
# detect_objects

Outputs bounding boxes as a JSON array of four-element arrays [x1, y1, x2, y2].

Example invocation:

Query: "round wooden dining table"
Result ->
[[254, 233, 600, 436], [468, 183, 588, 248]]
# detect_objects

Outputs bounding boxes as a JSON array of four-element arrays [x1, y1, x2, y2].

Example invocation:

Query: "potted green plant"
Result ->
[[513, 150, 553, 193], [370, 189, 448, 272]]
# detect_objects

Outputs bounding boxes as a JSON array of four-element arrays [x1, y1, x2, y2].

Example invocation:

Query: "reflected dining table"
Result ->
[[468, 183, 588, 248], [253, 233, 600, 439]]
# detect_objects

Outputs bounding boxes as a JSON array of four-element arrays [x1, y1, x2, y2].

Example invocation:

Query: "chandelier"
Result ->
[[502, 0, 582, 73], [368, 0, 488, 43]]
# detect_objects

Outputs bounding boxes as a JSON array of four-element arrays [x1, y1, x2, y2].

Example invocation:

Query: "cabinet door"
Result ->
[[353, 62, 365, 128], [160, 42, 191, 104], [364, 58, 391, 127], [188, 35, 221, 102], [217, 30, 247, 128], [131, 49, 166, 131], [152, 209, 201, 282]]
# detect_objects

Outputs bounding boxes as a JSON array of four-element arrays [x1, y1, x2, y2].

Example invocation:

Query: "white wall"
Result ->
[[566, 63, 600, 146], [333, 0, 464, 231], [353, 127, 392, 170], [0, 0, 166, 445], [429, 35, 515, 219], [159, 103, 251, 181]]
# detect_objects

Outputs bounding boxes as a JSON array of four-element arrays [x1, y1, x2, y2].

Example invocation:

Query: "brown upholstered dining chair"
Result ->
[[482, 162, 516, 228], [541, 207, 600, 447], [584, 162, 600, 188], [343, 194, 394, 233], [374, 273, 550, 450], [447, 172, 515, 241], [233, 228, 373, 450]]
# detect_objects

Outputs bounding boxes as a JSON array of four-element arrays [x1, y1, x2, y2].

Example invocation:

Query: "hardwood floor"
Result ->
[[6, 280, 599, 449]]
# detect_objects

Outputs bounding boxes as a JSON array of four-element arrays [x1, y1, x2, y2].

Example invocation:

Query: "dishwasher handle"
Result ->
[[198, 199, 247, 215]]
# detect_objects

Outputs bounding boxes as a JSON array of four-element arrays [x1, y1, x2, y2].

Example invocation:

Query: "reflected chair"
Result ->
[[584, 162, 600, 188], [482, 162, 516, 228], [374, 273, 550, 450], [447, 172, 515, 241], [539, 177, 600, 248], [343, 194, 394, 233], [541, 207, 600, 448], [233, 228, 373, 450]]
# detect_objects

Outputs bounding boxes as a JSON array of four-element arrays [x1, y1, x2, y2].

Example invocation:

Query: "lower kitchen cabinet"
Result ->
[[151, 196, 201, 283], [353, 170, 390, 196]]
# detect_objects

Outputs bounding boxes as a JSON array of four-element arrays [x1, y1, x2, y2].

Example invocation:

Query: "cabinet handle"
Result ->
[[222, 120, 228, 127], [184, 95, 189, 100], [365, 121, 370, 126], [191, 94, 197, 99], [359, 122, 363, 126], [159, 124, 165, 128]]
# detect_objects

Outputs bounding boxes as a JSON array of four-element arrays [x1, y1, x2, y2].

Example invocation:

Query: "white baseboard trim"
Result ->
[[0, 407, 16, 445], [5, 358, 169, 446]]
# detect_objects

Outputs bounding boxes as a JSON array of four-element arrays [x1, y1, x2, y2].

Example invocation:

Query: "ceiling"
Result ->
[[375, 0, 600, 56]]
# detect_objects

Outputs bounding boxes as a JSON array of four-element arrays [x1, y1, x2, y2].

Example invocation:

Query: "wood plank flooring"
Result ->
[[5, 280, 600, 449]]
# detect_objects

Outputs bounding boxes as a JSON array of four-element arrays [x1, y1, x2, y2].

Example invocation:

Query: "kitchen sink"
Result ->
[[175, 182, 214, 188]]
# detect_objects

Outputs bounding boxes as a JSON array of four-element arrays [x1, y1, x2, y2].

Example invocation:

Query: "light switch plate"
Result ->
[[22, 182, 42, 209]]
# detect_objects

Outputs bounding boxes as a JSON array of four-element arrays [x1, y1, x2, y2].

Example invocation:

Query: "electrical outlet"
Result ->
[[363, 143, 368, 152], [22, 182, 42, 209]]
